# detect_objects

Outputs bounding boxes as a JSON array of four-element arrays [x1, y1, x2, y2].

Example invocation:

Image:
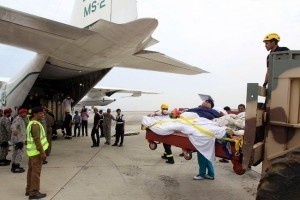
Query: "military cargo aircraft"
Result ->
[[0, 0, 206, 119]]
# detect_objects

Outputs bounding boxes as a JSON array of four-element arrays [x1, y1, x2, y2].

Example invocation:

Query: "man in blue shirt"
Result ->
[[187, 99, 221, 180], [186, 100, 221, 120]]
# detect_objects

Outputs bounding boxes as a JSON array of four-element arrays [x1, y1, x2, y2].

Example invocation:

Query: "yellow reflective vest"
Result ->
[[26, 120, 49, 157]]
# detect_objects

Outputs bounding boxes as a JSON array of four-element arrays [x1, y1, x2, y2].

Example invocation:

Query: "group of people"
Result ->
[[191, 32, 288, 180], [144, 100, 246, 181], [0, 104, 126, 199], [61, 96, 88, 139], [61, 105, 126, 148], [0, 106, 50, 199], [0, 32, 289, 198], [145, 57, 288, 180], [0, 108, 27, 172], [90, 107, 125, 148]]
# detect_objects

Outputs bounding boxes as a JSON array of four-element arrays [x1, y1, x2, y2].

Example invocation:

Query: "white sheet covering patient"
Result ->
[[142, 112, 228, 161]]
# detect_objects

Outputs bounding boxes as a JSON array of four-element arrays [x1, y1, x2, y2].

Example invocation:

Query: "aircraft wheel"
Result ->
[[256, 149, 300, 200]]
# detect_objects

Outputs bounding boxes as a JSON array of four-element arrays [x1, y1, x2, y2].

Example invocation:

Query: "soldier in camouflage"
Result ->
[[40, 106, 48, 164], [11, 108, 27, 173], [44, 108, 54, 156], [0, 108, 12, 166]]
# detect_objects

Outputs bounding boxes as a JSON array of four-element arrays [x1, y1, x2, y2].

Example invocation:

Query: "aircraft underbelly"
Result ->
[[48, 38, 140, 69]]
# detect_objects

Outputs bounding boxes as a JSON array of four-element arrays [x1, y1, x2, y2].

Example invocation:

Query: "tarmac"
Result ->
[[0, 111, 261, 200]]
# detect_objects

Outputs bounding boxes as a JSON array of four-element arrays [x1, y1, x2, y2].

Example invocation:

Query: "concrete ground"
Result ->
[[0, 111, 261, 200]]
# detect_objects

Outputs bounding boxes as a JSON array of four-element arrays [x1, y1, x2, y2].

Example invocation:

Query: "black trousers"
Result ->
[[91, 127, 100, 146], [100, 124, 104, 137], [81, 120, 88, 136], [115, 130, 124, 145], [163, 143, 172, 155], [74, 123, 80, 136], [66, 126, 72, 137]]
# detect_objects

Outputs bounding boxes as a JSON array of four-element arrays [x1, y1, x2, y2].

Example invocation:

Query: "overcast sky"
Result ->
[[0, 0, 300, 111]]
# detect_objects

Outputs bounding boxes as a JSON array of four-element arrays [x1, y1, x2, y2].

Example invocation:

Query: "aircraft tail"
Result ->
[[70, 0, 138, 28]]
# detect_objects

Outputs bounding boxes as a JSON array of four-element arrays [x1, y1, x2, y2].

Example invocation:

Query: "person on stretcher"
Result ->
[[142, 99, 235, 180]]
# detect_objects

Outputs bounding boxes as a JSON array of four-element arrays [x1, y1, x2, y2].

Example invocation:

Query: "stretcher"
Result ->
[[145, 129, 245, 175]]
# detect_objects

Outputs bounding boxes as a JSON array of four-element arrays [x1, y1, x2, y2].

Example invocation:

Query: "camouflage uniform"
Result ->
[[44, 112, 54, 156], [24, 115, 30, 127], [0, 116, 12, 162], [11, 115, 26, 165], [41, 115, 47, 135], [40, 115, 49, 164]]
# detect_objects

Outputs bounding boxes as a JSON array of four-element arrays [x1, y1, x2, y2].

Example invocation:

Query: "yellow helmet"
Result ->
[[161, 103, 169, 110], [65, 109, 70, 113], [263, 33, 280, 42]]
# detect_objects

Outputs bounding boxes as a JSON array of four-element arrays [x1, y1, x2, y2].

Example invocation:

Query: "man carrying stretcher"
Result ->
[[188, 99, 220, 180], [148, 104, 175, 164]]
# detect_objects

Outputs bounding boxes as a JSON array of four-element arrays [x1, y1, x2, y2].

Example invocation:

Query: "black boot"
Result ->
[[29, 192, 47, 199], [10, 163, 15, 172], [4, 159, 11, 164], [161, 153, 167, 159], [165, 156, 175, 164], [11, 163, 25, 173], [0, 159, 10, 166]]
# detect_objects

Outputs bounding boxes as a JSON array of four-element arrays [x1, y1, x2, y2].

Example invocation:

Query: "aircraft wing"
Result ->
[[87, 86, 159, 98], [122, 50, 208, 75], [77, 86, 158, 106], [0, 6, 92, 53], [0, 6, 207, 79], [0, 5, 207, 112]]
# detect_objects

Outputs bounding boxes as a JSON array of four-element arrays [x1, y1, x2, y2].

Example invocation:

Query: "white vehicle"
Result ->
[[0, 0, 206, 121]]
